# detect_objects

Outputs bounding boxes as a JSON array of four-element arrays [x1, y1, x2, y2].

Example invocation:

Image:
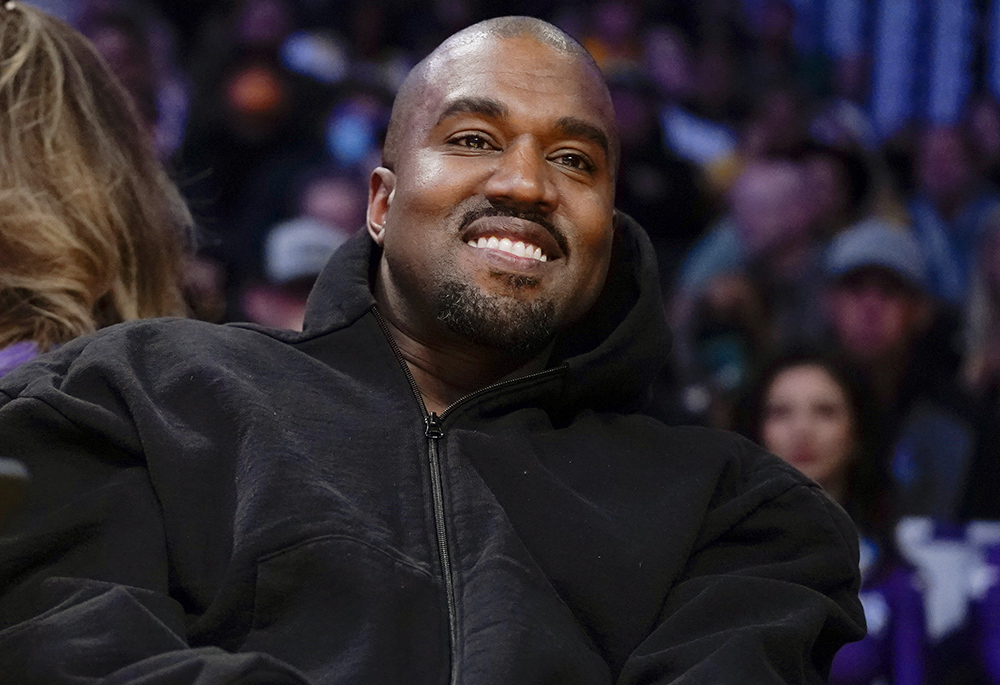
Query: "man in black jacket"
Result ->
[[0, 17, 863, 684]]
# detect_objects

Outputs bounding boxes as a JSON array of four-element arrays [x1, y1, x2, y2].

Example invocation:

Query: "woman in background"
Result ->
[[0, 2, 192, 378], [744, 349, 926, 685]]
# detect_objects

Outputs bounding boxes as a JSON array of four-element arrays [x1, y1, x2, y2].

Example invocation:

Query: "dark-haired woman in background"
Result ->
[[743, 350, 926, 685]]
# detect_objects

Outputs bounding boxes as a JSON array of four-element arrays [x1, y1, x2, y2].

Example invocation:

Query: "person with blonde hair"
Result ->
[[0, 1, 191, 376]]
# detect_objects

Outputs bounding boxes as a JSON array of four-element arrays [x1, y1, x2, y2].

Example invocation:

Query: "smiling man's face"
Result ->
[[367, 32, 618, 356]]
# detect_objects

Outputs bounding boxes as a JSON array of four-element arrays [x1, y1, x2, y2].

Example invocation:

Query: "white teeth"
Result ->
[[467, 235, 549, 262]]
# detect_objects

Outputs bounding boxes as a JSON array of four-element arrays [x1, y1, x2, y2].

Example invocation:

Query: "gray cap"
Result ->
[[824, 219, 928, 290], [264, 217, 349, 284]]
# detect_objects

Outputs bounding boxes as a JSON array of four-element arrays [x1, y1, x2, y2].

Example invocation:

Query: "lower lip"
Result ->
[[790, 452, 817, 465], [466, 244, 549, 273]]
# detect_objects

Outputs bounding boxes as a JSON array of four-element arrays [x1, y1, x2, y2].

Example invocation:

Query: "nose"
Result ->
[[855, 285, 889, 311], [483, 137, 559, 212]]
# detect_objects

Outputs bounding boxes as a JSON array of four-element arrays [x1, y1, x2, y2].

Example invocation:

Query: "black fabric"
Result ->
[[0, 215, 864, 683]]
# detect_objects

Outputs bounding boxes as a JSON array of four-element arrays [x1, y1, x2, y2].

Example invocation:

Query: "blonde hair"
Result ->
[[0, 3, 192, 351]]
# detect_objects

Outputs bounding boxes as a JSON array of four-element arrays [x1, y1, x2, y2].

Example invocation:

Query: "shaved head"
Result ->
[[366, 16, 619, 367], [383, 16, 617, 171]]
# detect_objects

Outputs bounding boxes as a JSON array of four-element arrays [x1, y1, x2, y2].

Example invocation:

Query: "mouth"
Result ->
[[790, 449, 817, 465], [467, 235, 548, 262], [460, 215, 565, 265]]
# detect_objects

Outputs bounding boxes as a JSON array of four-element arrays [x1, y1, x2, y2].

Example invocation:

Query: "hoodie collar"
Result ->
[[302, 214, 671, 412]]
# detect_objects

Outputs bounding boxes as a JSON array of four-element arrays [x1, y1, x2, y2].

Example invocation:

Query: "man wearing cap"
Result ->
[[0, 17, 863, 683], [825, 220, 976, 519]]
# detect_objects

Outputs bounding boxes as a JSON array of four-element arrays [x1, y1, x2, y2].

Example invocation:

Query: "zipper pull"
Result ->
[[424, 412, 444, 439]]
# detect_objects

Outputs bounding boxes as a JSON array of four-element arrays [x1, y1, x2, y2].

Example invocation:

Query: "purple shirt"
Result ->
[[830, 538, 926, 685], [0, 341, 39, 379], [975, 544, 1000, 682]]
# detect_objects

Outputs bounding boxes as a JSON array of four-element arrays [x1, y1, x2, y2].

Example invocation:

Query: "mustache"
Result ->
[[458, 202, 569, 256]]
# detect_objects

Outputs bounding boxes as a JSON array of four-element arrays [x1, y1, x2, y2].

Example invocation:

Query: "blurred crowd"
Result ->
[[18, 0, 1000, 681]]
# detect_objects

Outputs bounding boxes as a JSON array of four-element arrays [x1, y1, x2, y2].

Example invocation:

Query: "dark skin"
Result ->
[[366, 30, 619, 414]]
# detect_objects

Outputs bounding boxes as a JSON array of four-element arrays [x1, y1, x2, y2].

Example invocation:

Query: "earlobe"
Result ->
[[366, 167, 396, 245]]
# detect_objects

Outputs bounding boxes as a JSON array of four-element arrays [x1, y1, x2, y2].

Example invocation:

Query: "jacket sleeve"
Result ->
[[0, 385, 310, 685], [617, 454, 866, 684]]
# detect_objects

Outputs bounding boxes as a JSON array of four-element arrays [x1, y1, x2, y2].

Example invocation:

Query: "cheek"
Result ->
[[879, 304, 910, 339], [816, 419, 854, 464], [762, 420, 793, 458], [569, 224, 615, 303]]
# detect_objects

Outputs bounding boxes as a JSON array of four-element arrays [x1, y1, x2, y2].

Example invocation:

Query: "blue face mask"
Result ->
[[325, 112, 375, 167]]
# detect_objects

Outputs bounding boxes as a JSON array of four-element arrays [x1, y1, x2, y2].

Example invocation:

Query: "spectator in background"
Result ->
[[671, 158, 824, 426], [967, 93, 1000, 191], [606, 72, 710, 287], [797, 141, 872, 241], [82, 11, 158, 139], [908, 125, 1000, 306], [744, 349, 926, 685], [824, 221, 976, 519], [697, 79, 812, 199], [80, 6, 190, 160], [0, 2, 191, 378], [241, 216, 347, 331], [645, 23, 739, 174], [179, 0, 314, 265], [240, 168, 365, 330], [960, 223, 1000, 521], [810, 50, 876, 152], [745, 0, 830, 99], [223, 84, 389, 296], [961, 222, 1000, 400]]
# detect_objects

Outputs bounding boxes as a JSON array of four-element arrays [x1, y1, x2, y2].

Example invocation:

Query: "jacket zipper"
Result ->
[[372, 306, 563, 683], [422, 409, 457, 684]]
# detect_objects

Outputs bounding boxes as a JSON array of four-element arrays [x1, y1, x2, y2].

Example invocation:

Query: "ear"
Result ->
[[367, 167, 396, 246]]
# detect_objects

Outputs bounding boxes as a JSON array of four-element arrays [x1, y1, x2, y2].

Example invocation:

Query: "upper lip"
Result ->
[[460, 216, 565, 261]]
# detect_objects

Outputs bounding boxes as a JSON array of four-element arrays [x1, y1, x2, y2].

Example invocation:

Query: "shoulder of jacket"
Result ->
[[0, 318, 280, 401]]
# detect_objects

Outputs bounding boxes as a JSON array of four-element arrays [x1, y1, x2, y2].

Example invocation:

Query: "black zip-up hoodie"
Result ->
[[0, 216, 864, 684]]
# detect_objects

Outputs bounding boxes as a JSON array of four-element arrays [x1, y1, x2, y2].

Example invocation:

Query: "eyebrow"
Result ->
[[436, 97, 509, 126], [435, 98, 610, 158], [555, 116, 610, 158]]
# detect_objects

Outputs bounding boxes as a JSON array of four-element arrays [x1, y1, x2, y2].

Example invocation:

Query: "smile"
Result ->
[[467, 236, 548, 262]]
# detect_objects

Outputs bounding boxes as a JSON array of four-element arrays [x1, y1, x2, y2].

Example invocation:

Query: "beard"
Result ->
[[432, 276, 556, 357]]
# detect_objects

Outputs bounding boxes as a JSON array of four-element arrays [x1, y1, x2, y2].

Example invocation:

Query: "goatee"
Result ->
[[434, 278, 556, 357]]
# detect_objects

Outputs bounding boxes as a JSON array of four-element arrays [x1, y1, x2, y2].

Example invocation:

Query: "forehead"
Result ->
[[415, 35, 614, 132], [770, 365, 844, 398]]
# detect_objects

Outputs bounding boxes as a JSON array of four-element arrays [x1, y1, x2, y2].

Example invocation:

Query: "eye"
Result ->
[[449, 134, 497, 150], [552, 151, 595, 173], [764, 403, 790, 421], [814, 402, 845, 420]]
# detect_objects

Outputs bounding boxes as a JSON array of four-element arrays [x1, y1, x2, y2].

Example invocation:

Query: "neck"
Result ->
[[821, 472, 849, 506], [376, 304, 552, 416]]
